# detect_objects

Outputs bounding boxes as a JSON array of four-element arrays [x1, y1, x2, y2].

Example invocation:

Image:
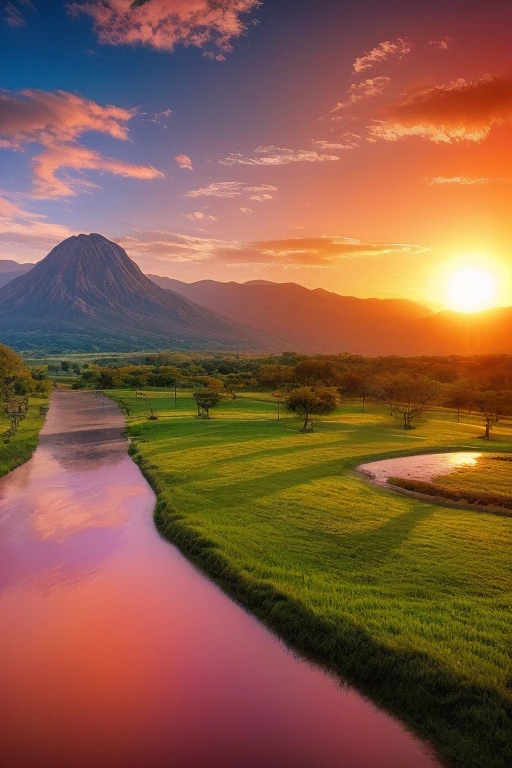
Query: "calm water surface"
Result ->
[[0, 392, 440, 768], [359, 452, 482, 487]]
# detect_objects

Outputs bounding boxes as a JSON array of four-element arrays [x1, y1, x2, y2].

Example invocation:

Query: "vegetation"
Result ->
[[387, 477, 512, 514], [285, 385, 338, 430], [67, 351, 512, 437], [105, 388, 512, 768], [0, 343, 49, 477]]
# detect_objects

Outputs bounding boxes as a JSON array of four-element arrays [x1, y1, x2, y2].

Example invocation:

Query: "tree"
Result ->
[[376, 374, 439, 429], [285, 386, 338, 431], [60, 360, 69, 372], [480, 390, 512, 438], [293, 359, 343, 388], [193, 389, 224, 418]]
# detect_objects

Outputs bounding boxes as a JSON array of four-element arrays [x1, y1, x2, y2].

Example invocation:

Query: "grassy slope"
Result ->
[[0, 397, 48, 478], [109, 391, 512, 768]]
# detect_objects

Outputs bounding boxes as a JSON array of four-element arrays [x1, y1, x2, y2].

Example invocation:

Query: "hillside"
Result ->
[[0, 235, 286, 353], [147, 275, 434, 355]]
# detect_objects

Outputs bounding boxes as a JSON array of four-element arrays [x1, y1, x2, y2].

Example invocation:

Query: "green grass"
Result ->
[[0, 397, 49, 478], [436, 454, 512, 498], [108, 390, 512, 768]]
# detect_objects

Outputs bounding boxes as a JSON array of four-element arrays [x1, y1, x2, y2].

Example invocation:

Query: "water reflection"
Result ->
[[0, 392, 440, 768], [359, 452, 482, 486]]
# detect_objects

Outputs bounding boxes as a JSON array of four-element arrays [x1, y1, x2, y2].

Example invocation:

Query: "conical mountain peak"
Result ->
[[0, 233, 282, 353]]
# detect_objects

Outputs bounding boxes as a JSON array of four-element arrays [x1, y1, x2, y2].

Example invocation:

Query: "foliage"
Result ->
[[193, 388, 224, 418], [285, 385, 338, 430], [374, 373, 440, 429]]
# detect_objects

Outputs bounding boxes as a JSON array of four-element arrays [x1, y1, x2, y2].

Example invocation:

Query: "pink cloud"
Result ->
[[353, 38, 412, 74], [429, 37, 453, 50], [0, 88, 164, 198], [175, 153, 193, 170], [69, 0, 261, 55], [370, 74, 512, 143], [0, 89, 134, 148]]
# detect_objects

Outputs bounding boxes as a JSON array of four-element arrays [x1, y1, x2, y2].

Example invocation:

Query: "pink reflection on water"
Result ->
[[0, 392, 440, 768]]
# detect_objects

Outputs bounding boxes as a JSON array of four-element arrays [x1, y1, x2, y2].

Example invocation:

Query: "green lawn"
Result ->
[[436, 454, 512, 498], [109, 390, 512, 768], [0, 397, 48, 478]]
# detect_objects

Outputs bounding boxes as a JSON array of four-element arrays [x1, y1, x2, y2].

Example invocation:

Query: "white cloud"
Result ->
[[353, 38, 412, 74], [181, 211, 217, 221], [186, 182, 277, 200], [330, 77, 391, 111], [219, 145, 339, 165]]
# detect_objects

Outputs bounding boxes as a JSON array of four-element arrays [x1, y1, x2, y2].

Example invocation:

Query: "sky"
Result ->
[[1, 0, 511, 310]]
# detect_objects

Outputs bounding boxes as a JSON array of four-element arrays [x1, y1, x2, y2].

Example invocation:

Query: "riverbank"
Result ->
[[0, 396, 49, 479], [108, 390, 512, 768]]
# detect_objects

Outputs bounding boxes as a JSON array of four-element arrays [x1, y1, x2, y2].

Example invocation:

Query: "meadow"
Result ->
[[0, 397, 48, 479], [107, 390, 511, 768]]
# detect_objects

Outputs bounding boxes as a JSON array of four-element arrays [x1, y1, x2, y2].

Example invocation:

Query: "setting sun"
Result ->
[[446, 268, 497, 313]]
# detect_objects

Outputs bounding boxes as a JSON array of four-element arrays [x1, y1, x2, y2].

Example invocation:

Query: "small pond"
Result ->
[[358, 452, 482, 487]]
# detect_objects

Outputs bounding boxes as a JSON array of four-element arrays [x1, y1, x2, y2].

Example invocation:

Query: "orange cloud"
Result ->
[[428, 175, 512, 185], [353, 38, 412, 74], [70, 0, 261, 55], [330, 77, 391, 111], [175, 153, 193, 170], [119, 232, 428, 268], [370, 74, 512, 143], [31, 144, 164, 199]]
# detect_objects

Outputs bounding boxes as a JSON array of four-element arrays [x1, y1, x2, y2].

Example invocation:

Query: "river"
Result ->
[[0, 391, 439, 768]]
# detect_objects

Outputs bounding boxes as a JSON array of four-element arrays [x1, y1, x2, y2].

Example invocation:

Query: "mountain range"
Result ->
[[0, 237, 511, 356]]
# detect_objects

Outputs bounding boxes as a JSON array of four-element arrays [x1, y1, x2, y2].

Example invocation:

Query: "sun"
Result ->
[[446, 268, 497, 313]]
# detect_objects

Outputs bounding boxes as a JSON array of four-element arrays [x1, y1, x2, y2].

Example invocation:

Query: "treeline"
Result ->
[[69, 351, 512, 434], [1, 344, 49, 435]]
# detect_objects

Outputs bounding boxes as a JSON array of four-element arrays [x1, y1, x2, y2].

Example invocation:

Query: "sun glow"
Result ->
[[445, 268, 497, 313]]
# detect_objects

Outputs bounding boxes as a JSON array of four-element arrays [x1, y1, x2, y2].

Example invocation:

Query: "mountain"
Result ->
[[395, 306, 512, 356], [147, 275, 434, 355], [147, 275, 512, 355], [0, 261, 34, 288], [0, 234, 287, 353]]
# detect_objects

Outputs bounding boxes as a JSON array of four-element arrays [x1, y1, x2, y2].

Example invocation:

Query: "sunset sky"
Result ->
[[1, 0, 511, 310]]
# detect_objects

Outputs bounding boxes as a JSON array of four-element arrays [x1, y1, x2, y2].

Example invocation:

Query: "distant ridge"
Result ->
[[0, 234, 286, 353], [147, 274, 512, 356]]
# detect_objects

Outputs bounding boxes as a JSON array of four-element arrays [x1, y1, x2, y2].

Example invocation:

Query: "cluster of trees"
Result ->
[[68, 351, 512, 435], [1, 344, 49, 435]]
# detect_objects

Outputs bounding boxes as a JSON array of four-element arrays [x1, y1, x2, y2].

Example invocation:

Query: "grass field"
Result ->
[[0, 397, 48, 479], [108, 390, 512, 768], [435, 454, 512, 498]]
